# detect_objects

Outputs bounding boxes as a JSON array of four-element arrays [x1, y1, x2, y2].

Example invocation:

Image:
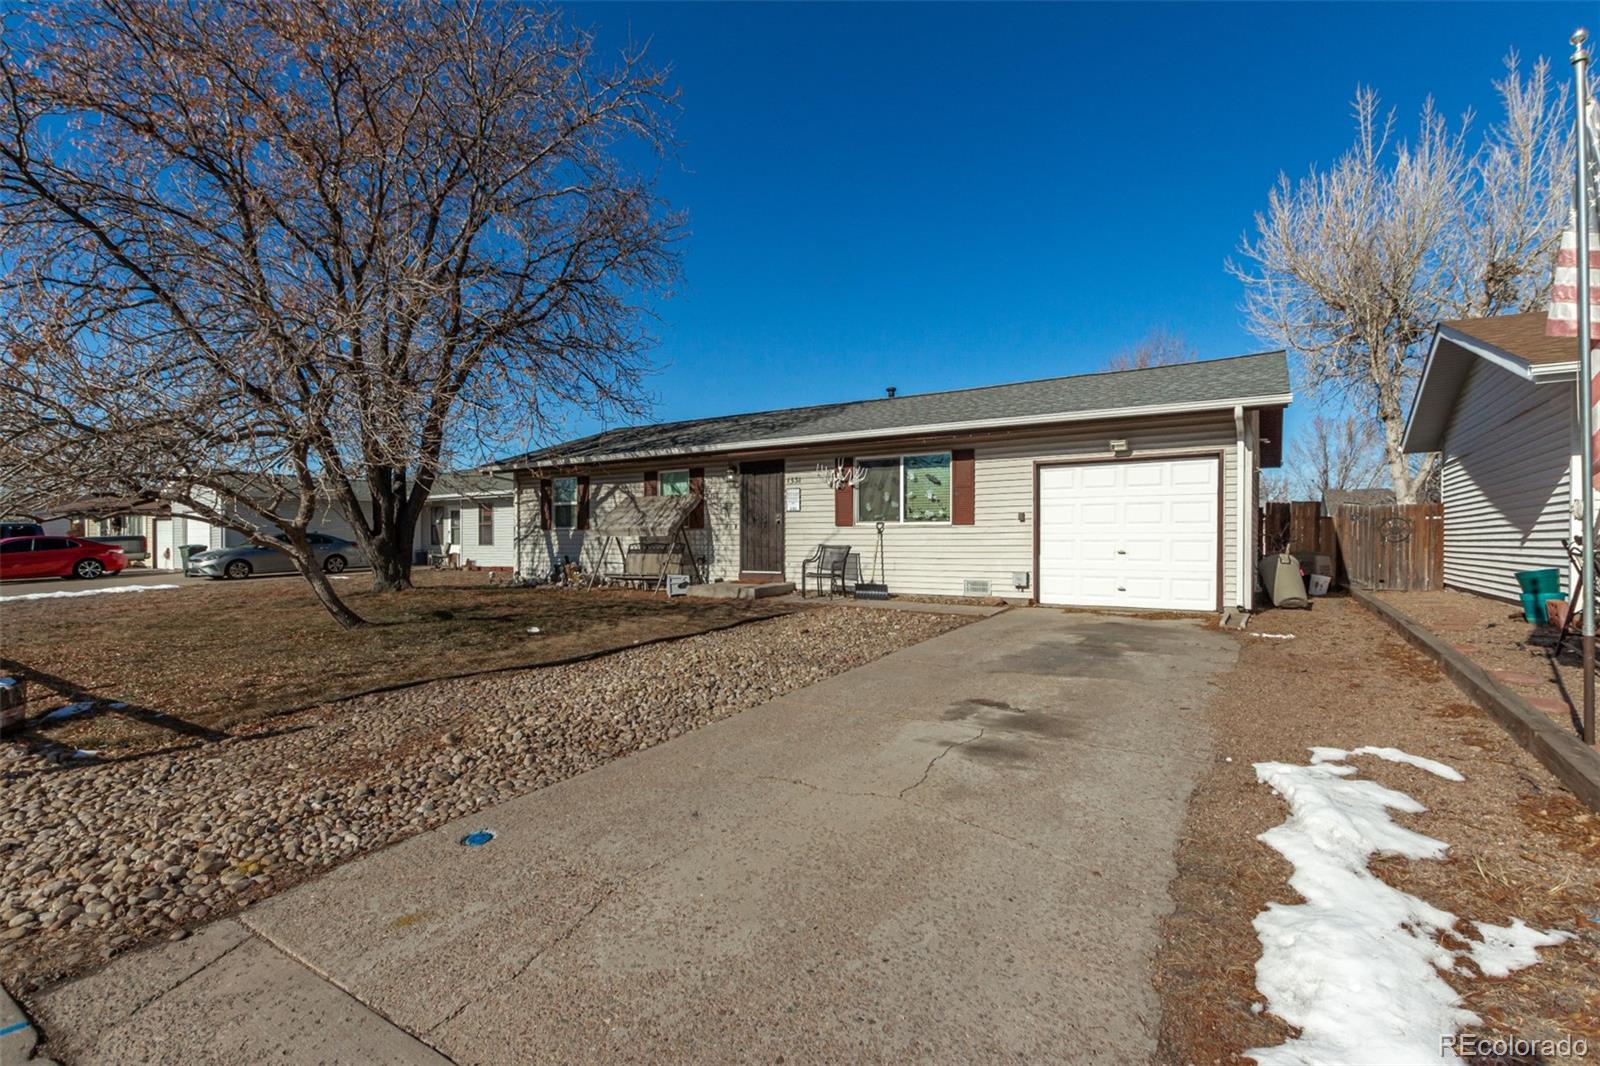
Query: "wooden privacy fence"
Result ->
[[1261, 501, 1443, 592], [1332, 504, 1443, 592]]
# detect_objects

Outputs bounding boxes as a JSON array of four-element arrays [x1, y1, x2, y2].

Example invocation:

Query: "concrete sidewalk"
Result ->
[[30, 608, 1235, 1065]]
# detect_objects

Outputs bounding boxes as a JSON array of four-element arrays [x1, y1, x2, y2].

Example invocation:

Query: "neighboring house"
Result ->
[[41, 495, 170, 568], [489, 354, 1291, 611], [1321, 488, 1396, 515], [169, 486, 359, 554], [1403, 311, 1590, 601], [414, 472, 516, 570]]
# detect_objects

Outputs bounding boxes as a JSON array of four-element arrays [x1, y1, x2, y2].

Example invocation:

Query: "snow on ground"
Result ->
[[1248, 749, 1570, 1066], [1309, 745, 1466, 782], [41, 702, 95, 721], [0, 583, 180, 603]]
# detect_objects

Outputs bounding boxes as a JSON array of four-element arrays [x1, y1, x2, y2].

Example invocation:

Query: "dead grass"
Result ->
[[1155, 597, 1600, 1066], [1, 571, 792, 752]]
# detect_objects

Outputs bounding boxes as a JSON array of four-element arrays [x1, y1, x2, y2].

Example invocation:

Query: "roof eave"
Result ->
[[491, 391, 1295, 472], [1403, 325, 1573, 453]]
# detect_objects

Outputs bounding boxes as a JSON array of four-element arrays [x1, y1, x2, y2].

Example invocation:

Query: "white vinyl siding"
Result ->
[[781, 412, 1242, 602], [1439, 360, 1575, 601]]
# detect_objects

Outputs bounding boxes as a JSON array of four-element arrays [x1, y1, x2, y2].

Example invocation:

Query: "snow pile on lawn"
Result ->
[[1248, 748, 1570, 1066], [0, 583, 180, 603]]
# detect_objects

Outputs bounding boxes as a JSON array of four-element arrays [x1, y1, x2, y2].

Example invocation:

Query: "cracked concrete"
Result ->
[[29, 607, 1234, 1064]]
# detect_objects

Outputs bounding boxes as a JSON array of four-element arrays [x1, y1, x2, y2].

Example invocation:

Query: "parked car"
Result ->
[[0, 535, 127, 579], [84, 535, 148, 563], [186, 532, 366, 579], [0, 521, 45, 539]]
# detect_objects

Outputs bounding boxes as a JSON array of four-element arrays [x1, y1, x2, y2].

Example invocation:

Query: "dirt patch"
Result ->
[[1383, 588, 1591, 737], [0, 572, 793, 752], [1155, 598, 1600, 1066]]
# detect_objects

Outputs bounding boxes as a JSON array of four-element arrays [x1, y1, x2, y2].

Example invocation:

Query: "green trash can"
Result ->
[[1514, 568, 1562, 623]]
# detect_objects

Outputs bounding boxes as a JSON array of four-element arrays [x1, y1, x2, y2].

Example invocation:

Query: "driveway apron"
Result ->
[[32, 607, 1235, 1065]]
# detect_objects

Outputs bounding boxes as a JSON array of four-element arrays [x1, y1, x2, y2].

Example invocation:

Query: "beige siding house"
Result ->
[[414, 473, 517, 570], [1404, 312, 1588, 601], [494, 354, 1291, 612]]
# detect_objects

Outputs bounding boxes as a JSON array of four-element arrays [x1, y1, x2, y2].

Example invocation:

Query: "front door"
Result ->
[[740, 460, 785, 577]]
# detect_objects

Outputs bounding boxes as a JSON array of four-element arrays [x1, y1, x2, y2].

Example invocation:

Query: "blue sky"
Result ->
[[560, 1, 1585, 440]]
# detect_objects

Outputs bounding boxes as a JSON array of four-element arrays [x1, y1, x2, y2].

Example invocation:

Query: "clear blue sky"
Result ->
[[560, 1, 1585, 440]]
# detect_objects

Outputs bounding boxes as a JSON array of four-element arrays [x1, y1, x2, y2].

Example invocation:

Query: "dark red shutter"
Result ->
[[688, 468, 706, 529], [951, 449, 975, 525], [576, 475, 591, 530], [643, 471, 658, 496], [538, 478, 553, 528], [834, 458, 854, 527]]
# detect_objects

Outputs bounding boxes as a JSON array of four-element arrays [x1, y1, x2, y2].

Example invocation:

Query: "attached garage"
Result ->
[[496, 353, 1288, 611], [1036, 456, 1221, 611]]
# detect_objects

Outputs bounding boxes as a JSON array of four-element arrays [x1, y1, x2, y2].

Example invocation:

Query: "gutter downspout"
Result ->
[[1235, 405, 1251, 611]]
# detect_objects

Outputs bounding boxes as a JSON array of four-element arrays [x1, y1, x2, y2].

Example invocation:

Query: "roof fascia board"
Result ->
[[492, 392, 1294, 472], [1433, 324, 1537, 381]]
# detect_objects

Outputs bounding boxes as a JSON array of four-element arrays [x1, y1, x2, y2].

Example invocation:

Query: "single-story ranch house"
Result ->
[[491, 354, 1291, 611], [1403, 312, 1592, 602]]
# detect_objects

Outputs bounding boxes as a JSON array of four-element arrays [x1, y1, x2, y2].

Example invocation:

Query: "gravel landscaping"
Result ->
[[0, 605, 972, 995]]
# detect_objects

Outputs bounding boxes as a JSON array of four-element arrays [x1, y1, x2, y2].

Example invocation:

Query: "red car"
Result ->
[[0, 535, 128, 580]]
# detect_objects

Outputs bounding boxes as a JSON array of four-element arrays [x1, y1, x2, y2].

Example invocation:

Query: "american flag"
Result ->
[[1547, 94, 1600, 492]]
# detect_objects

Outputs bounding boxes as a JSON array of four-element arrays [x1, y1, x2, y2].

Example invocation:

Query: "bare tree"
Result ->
[[1232, 55, 1570, 503], [0, 0, 681, 625], [1104, 327, 1197, 371], [1284, 412, 1385, 500]]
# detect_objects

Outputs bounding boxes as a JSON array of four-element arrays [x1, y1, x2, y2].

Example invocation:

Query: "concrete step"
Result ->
[[686, 581, 795, 600]]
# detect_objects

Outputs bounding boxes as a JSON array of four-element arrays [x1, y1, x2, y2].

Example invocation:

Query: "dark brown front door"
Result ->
[[740, 460, 785, 576]]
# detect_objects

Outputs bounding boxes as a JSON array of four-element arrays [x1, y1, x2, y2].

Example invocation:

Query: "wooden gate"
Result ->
[[1330, 504, 1443, 591]]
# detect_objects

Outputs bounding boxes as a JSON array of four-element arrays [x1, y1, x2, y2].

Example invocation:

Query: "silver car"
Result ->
[[188, 532, 366, 579]]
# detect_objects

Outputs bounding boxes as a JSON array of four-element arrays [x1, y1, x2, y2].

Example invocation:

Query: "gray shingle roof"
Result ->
[[495, 351, 1291, 468]]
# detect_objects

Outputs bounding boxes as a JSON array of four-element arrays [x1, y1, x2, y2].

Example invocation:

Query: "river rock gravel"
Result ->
[[0, 606, 971, 993]]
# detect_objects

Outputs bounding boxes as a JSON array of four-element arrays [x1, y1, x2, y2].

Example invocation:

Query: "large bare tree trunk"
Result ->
[[367, 534, 414, 594], [300, 563, 366, 630]]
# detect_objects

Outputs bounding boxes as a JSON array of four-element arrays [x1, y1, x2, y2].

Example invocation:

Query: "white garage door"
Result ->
[[1038, 457, 1219, 611]]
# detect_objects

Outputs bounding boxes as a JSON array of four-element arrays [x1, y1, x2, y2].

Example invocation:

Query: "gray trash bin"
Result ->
[[177, 544, 205, 576], [1258, 552, 1309, 609]]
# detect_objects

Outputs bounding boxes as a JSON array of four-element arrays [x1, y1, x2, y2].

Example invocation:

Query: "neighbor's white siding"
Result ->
[[414, 495, 518, 569], [1439, 359, 1575, 601], [780, 412, 1243, 603]]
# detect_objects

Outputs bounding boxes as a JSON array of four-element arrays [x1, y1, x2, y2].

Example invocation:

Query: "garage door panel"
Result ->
[[1037, 458, 1219, 611]]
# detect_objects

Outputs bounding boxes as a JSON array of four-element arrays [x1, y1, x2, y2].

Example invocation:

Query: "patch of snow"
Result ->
[[1468, 919, 1572, 978], [1250, 632, 1296, 640], [1310, 745, 1464, 781], [42, 701, 95, 721], [1247, 749, 1568, 1066], [0, 583, 180, 603]]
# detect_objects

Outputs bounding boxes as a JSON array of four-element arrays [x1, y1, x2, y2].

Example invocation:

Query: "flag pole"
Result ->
[[1573, 28, 1597, 748]]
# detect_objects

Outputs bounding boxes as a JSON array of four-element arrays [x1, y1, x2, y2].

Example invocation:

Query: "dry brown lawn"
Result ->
[[1156, 595, 1600, 1066], [1, 572, 791, 753]]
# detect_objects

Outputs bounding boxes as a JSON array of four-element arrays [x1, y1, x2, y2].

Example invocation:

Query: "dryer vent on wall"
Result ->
[[962, 578, 991, 597]]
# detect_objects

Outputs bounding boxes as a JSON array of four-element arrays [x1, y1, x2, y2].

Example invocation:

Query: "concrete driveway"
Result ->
[[31, 608, 1236, 1065]]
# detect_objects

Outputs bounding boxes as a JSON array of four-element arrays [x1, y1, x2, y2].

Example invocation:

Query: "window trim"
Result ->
[[478, 503, 495, 546], [552, 476, 579, 530], [853, 451, 953, 525]]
